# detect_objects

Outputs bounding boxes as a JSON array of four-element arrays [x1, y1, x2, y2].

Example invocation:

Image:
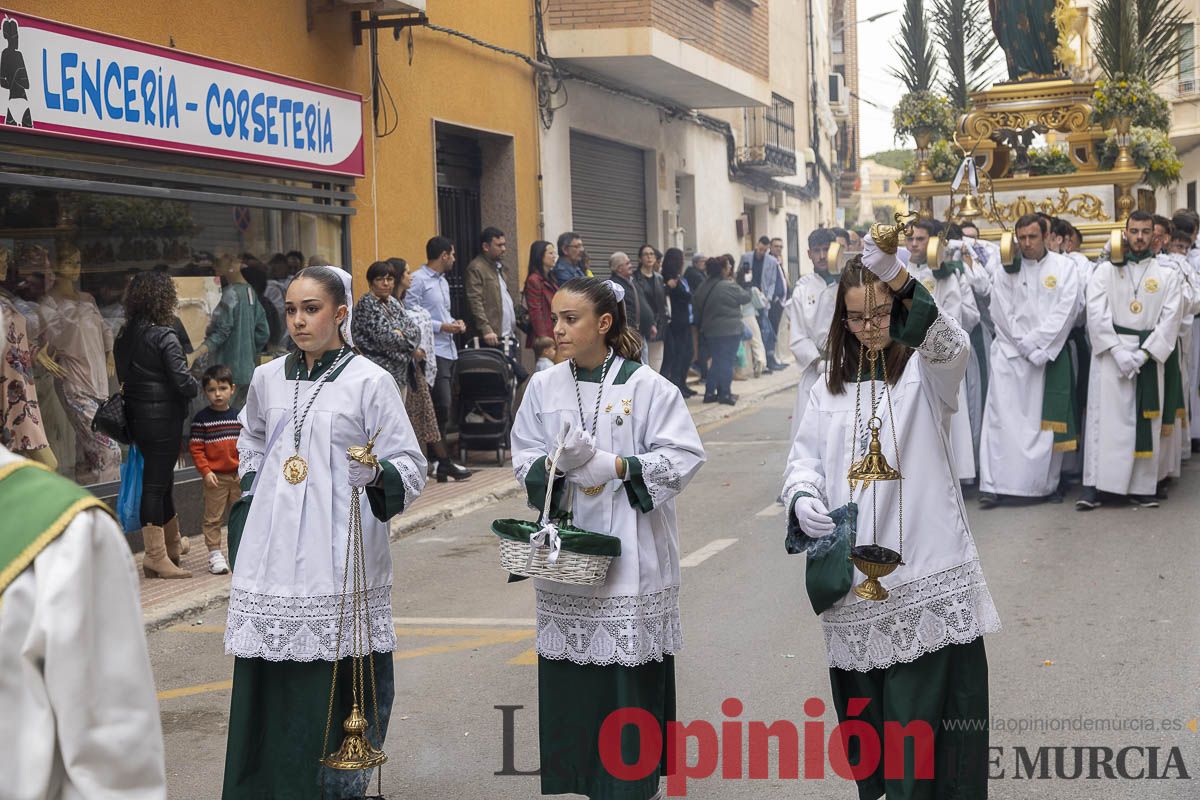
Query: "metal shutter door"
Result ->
[[570, 132, 647, 276]]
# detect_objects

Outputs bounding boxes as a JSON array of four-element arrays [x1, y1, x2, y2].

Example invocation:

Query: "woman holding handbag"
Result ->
[[114, 270, 200, 578], [509, 276, 706, 800]]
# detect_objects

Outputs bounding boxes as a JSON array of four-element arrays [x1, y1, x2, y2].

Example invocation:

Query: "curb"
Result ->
[[142, 370, 798, 633]]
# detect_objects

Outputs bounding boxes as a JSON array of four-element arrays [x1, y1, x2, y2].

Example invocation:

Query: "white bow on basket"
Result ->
[[527, 422, 572, 568]]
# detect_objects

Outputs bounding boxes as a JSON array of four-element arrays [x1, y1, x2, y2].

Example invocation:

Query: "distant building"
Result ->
[[859, 159, 906, 224]]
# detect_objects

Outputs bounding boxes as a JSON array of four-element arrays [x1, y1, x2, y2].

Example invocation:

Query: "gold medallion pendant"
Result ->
[[283, 454, 309, 484], [1130, 300, 1144, 315], [582, 484, 606, 496]]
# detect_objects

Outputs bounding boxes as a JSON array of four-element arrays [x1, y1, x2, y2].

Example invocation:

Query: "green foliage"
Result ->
[[1028, 146, 1078, 176], [1099, 126, 1183, 188], [1092, 0, 1188, 85], [865, 149, 915, 171], [932, 0, 999, 111], [1093, 76, 1172, 131], [890, 0, 939, 93], [893, 91, 956, 143], [900, 139, 961, 184]]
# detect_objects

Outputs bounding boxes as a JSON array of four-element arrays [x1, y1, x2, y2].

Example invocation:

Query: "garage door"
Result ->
[[569, 132, 647, 274]]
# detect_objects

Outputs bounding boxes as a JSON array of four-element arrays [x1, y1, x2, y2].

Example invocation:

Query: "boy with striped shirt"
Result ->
[[189, 364, 241, 574]]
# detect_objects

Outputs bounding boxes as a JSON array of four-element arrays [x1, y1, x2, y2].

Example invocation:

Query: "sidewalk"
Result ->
[[138, 366, 799, 630]]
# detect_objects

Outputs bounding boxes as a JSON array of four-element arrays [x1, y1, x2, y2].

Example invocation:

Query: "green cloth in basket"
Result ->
[[492, 518, 622, 583], [491, 519, 622, 556]]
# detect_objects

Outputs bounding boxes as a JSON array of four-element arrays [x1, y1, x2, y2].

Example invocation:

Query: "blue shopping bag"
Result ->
[[117, 445, 144, 534]]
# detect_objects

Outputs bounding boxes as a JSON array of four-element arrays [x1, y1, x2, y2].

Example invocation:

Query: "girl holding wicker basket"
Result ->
[[508, 276, 706, 800]]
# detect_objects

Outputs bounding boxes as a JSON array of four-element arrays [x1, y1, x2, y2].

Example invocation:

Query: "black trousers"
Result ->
[[663, 325, 693, 391], [130, 411, 184, 526], [433, 355, 456, 437]]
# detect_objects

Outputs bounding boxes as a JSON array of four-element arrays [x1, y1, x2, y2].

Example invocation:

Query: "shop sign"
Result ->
[[0, 10, 364, 176]]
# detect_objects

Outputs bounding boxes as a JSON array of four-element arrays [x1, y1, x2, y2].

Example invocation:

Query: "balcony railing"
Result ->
[[737, 96, 797, 176]]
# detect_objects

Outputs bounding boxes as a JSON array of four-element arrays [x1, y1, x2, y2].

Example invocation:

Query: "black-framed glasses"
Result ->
[[844, 310, 892, 332]]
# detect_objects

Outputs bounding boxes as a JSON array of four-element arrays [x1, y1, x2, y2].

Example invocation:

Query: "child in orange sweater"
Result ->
[[189, 365, 241, 575]]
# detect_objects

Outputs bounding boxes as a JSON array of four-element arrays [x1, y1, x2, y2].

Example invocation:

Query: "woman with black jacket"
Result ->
[[115, 271, 200, 579]]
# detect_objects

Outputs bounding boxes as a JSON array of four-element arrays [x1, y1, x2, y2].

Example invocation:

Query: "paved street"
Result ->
[[149, 392, 1200, 799]]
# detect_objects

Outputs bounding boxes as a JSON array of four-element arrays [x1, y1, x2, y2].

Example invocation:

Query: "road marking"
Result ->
[[755, 503, 784, 517], [508, 647, 539, 665], [415, 536, 458, 544], [679, 538, 738, 568], [703, 439, 785, 447], [156, 626, 535, 700], [158, 680, 232, 701]]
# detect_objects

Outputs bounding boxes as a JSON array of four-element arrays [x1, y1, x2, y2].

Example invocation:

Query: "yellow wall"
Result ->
[[11, 1, 541, 285]]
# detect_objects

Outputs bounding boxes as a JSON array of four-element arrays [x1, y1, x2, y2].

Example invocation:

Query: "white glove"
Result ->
[[1016, 336, 1037, 358], [1132, 347, 1149, 369], [347, 456, 379, 488], [792, 495, 835, 538], [553, 424, 596, 471], [1027, 348, 1051, 368], [566, 449, 621, 488], [861, 232, 904, 283], [1111, 345, 1141, 379]]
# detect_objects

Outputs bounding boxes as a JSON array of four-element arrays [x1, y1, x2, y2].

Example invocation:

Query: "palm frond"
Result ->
[[889, 0, 939, 93], [1093, 0, 1187, 83], [1135, 0, 1188, 86], [933, 0, 998, 110]]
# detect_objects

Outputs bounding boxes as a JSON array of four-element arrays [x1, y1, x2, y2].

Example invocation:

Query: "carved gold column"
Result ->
[[1113, 115, 1136, 171]]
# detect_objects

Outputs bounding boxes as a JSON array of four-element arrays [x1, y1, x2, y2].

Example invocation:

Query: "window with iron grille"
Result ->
[[768, 94, 796, 154]]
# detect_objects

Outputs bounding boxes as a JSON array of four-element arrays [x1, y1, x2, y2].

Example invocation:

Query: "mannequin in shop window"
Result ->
[[39, 243, 120, 484], [191, 254, 269, 408], [0, 245, 57, 467]]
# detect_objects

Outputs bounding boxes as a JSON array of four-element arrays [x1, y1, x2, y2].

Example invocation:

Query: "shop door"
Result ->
[[569, 132, 647, 274], [436, 131, 482, 320]]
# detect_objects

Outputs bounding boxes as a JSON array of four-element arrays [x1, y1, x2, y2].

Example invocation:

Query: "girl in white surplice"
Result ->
[[510, 277, 706, 800], [222, 265, 426, 799], [781, 242, 1001, 800]]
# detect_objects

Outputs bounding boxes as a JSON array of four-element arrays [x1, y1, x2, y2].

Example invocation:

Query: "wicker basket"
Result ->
[[496, 532, 616, 585], [493, 441, 620, 586]]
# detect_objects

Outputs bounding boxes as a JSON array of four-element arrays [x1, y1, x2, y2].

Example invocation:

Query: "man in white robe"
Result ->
[[905, 220, 978, 482], [979, 214, 1080, 506], [785, 227, 840, 439], [1078, 211, 1183, 509], [1171, 210, 1200, 453], [0, 435, 166, 795]]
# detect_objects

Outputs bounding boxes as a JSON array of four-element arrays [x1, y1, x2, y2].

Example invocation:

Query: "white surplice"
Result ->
[[225, 354, 427, 662], [908, 261, 976, 481], [1084, 258, 1182, 495], [0, 447, 166, 800], [786, 271, 839, 439], [1154, 253, 1200, 477], [979, 251, 1079, 496], [781, 309, 1000, 672], [511, 357, 706, 667]]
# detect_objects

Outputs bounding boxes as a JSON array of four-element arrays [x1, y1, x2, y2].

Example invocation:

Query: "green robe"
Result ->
[[204, 282, 269, 393], [989, 0, 1060, 80]]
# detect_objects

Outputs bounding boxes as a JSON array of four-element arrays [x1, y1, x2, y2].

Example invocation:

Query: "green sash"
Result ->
[[0, 460, 113, 594], [931, 259, 961, 281], [1113, 326, 1160, 458], [1040, 347, 1078, 452], [1161, 345, 1186, 436]]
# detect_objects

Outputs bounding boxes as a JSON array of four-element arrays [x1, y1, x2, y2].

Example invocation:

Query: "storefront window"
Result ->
[[0, 183, 345, 486]]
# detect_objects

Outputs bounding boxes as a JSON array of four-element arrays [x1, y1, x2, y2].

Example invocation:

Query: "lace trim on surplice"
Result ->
[[535, 586, 682, 667], [821, 559, 1000, 672]]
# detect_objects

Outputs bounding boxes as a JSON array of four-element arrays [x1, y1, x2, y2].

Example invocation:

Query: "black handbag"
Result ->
[[92, 327, 137, 444], [515, 302, 533, 336], [92, 389, 131, 444]]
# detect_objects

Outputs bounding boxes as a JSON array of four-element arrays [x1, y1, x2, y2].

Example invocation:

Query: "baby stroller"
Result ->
[[455, 342, 517, 464]]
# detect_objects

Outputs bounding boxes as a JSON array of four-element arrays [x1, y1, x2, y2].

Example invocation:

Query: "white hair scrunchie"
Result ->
[[331, 265, 355, 348], [604, 279, 626, 303]]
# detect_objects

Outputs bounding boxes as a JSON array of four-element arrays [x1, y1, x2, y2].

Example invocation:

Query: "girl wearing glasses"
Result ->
[[780, 239, 1000, 800]]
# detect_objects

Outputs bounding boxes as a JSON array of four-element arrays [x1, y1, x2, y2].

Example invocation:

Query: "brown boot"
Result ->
[[143, 525, 191, 579], [164, 516, 189, 566]]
